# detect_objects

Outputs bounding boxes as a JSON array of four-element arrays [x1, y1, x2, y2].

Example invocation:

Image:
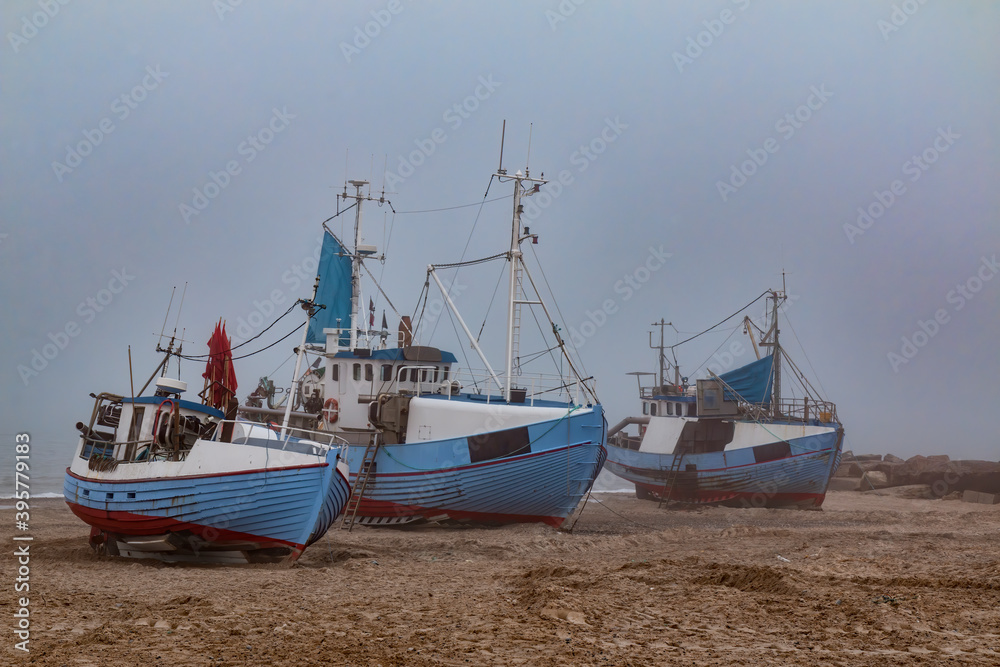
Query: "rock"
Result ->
[[835, 462, 863, 478], [883, 454, 904, 464], [962, 490, 1000, 505], [854, 454, 883, 462], [860, 470, 889, 489]]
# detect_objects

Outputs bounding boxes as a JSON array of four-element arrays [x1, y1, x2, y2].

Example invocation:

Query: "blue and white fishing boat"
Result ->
[[605, 289, 844, 509], [64, 318, 351, 564], [241, 156, 606, 528]]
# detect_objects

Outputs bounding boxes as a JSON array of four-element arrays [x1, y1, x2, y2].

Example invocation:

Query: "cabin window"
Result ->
[[353, 363, 361, 381], [381, 364, 392, 381], [650, 402, 657, 416], [128, 406, 145, 442], [642, 402, 649, 416], [442, 366, 449, 380], [399, 368, 408, 382], [433, 366, 439, 382], [365, 364, 373, 382], [421, 369, 428, 383], [667, 403, 674, 416], [331, 364, 339, 382]]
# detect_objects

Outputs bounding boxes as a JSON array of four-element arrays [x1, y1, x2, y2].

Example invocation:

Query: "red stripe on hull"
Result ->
[[65, 502, 304, 555], [356, 499, 565, 528]]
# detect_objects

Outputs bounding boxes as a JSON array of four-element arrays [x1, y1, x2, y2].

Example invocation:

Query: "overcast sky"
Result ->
[[2, 0, 998, 489]]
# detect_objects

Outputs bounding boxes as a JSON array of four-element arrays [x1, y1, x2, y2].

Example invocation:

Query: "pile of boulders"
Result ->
[[831, 451, 1000, 503]]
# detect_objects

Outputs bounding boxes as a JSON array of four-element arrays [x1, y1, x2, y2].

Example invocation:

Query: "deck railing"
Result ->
[[219, 420, 349, 456], [438, 368, 591, 406], [738, 397, 839, 424]]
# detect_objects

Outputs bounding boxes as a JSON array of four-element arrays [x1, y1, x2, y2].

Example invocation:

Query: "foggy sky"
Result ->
[[2, 0, 998, 491]]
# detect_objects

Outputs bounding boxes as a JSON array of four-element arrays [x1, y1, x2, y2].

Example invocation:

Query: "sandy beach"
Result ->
[[3, 491, 998, 666]]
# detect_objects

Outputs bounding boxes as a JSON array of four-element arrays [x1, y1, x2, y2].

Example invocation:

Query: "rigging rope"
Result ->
[[393, 194, 512, 215], [178, 302, 300, 359], [670, 290, 770, 350], [430, 251, 509, 270]]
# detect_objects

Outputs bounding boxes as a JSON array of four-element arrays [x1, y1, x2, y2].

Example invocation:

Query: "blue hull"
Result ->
[[606, 427, 843, 508], [64, 449, 350, 562], [348, 406, 607, 526]]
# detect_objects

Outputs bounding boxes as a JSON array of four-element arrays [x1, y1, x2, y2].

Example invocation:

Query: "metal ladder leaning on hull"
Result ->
[[340, 436, 381, 531], [658, 453, 684, 509]]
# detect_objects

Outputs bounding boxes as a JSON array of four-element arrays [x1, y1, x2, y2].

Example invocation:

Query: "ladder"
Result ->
[[657, 453, 684, 509], [340, 436, 381, 531], [510, 269, 524, 374]]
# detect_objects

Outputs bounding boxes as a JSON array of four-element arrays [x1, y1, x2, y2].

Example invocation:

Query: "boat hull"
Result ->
[[64, 445, 350, 564], [606, 423, 843, 509], [348, 403, 607, 527]]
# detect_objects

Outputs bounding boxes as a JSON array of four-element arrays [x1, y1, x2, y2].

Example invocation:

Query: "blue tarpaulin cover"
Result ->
[[718, 354, 774, 403], [306, 230, 353, 345]]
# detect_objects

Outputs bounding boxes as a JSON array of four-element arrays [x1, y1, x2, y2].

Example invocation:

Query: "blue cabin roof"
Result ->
[[126, 396, 225, 419]]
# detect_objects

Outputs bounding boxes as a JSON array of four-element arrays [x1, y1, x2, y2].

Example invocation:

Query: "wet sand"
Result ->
[[3, 492, 999, 666]]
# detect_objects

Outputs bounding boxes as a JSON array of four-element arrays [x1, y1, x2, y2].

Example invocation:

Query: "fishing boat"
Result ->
[[63, 318, 351, 564], [604, 288, 844, 509], [240, 152, 606, 528]]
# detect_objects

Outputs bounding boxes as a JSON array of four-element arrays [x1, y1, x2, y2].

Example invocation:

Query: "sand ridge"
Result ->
[[3, 492, 999, 665]]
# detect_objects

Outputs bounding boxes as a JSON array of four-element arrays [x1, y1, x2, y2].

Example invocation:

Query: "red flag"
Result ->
[[202, 319, 238, 410]]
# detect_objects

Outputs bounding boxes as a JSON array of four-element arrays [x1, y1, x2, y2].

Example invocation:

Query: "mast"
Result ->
[[771, 289, 781, 409], [500, 168, 546, 401], [345, 179, 368, 351], [281, 276, 320, 438]]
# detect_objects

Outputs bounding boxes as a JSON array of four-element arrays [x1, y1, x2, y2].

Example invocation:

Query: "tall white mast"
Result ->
[[345, 179, 368, 351], [499, 168, 546, 401]]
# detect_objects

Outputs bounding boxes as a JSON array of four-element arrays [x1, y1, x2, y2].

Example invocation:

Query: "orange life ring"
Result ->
[[322, 398, 339, 424]]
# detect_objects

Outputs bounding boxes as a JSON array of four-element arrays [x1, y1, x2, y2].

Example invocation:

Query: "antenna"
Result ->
[[157, 286, 177, 347], [498, 120, 506, 174], [380, 154, 388, 200], [525, 123, 533, 177], [173, 283, 188, 331]]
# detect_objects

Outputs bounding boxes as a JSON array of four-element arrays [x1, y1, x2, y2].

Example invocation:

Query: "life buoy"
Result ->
[[152, 399, 177, 448], [322, 398, 339, 424]]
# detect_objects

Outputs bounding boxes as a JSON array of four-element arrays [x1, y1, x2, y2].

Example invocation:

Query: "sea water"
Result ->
[[1, 437, 76, 506]]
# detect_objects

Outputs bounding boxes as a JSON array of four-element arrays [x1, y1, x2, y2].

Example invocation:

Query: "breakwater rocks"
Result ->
[[833, 452, 1000, 502]]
